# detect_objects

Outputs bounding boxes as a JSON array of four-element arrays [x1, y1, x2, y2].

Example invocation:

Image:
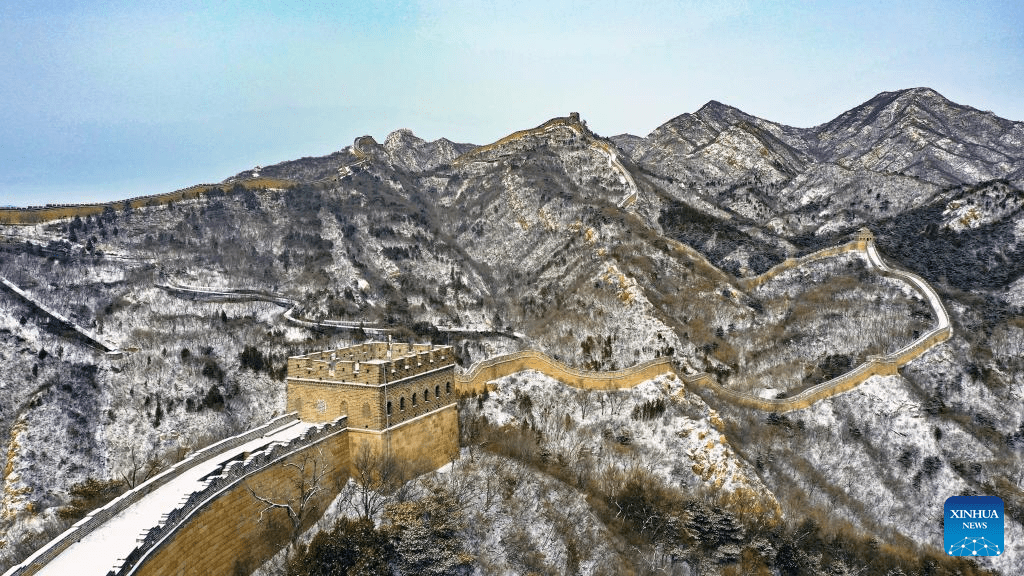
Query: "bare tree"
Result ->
[[572, 388, 593, 420], [247, 447, 330, 544], [119, 446, 165, 489], [606, 390, 626, 416], [351, 442, 407, 519], [482, 456, 506, 511]]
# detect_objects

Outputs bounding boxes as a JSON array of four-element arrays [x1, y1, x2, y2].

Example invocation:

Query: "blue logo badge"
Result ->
[[945, 495, 1004, 556]]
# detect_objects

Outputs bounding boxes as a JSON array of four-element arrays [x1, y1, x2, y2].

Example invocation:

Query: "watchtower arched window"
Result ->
[[446, 382, 451, 394], [424, 388, 430, 401], [400, 397, 405, 411], [435, 384, 440, 398], [387, 401, 392, 415], [412, 393, 417, 406]]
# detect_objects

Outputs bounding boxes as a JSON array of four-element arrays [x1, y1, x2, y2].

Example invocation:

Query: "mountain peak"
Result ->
[[853, 87, 956, 116], [894, 86, 943, 98], [384, 128, 425, 148], [887, 87, 951, 107], [696, 99, 741, 117], [689, 100, 765, 134]]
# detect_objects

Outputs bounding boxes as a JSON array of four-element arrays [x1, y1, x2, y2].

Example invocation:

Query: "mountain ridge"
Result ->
[[1, 86, 1023, 575]]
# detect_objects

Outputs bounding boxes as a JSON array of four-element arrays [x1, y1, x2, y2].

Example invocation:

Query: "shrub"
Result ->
[[238, 345, 266, 372], [201, 359, 225, 383], [203, 386, 225, 411], [57, 478, 125, 521], [287, 517, 392, 576], [606, 469, 686, 546]]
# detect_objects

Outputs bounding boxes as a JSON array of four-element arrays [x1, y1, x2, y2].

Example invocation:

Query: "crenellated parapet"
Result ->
[[286, 341, 459, 469], [287, 343, 454, 386], [109, 417, 350, 576]]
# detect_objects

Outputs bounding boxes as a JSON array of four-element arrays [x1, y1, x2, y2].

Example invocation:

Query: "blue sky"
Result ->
[[2, 0, 1022, 206]]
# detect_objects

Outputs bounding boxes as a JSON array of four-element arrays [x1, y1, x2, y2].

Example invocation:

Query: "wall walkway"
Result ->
[[158, 281, 520, 340], [3, 414, 302, 576], [736, 240, 863, 290], [120, 419, 351, 576], [156, 282, 390, 336]]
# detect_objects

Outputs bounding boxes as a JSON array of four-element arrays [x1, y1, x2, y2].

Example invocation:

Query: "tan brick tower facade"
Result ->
[[286, 341, 459, 470]]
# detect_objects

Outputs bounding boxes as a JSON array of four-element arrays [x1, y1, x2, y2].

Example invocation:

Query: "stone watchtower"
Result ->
[[286, 341, 459, 470], [854, 227, 875, 250]]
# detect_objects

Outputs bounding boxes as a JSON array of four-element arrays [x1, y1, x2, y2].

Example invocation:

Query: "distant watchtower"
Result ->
[[286, 341, 459, 469], [854, 227, 875, 250]]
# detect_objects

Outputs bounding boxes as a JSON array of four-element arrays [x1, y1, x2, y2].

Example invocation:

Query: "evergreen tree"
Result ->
[[384, 490, 471, 576], [287, 518, 391, 576], [685, 501, 745, 564]]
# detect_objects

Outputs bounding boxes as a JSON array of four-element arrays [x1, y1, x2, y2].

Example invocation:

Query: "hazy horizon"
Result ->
[[3, 0, 1022, 207]]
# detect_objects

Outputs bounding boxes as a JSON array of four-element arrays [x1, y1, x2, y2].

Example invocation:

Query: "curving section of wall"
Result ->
[[3, 414, 301, 576], [119, 419, 351, 576], [684, 239, 952, 412], [455, 350, 675, 395], [157, 282, 390, 335], [458, 239, 952, 414], [0, 276, 116, 352], [736, 241, 863, 290]]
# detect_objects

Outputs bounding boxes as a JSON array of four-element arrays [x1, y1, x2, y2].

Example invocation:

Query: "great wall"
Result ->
[[455, 350, 674, 395], [0, 276, 118, 354], [0, 178, 292, 226], [2, 227, 954, 575], [454, 114, 641, 210], [155, 281, 519, 340], [681, 229, 952, 412], [155, 281, 390, 336], [5, 343, 461, 576]]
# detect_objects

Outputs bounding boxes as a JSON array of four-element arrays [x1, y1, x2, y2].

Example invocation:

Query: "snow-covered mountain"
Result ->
[[2, 88, 1023, 574]]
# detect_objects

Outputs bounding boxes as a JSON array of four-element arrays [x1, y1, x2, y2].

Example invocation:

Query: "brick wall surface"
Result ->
[[123, 401, 459, 576], [346, 405, 460, 475], [287, 366, 456, 429], [287, 346, 454, 386], [135, 431, 350, 576], [286, 381, 352, 422], [377, 368, 456, 429]]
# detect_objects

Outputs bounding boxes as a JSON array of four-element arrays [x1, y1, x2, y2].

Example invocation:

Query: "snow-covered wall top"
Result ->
[[3, 413, 301, 576]]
